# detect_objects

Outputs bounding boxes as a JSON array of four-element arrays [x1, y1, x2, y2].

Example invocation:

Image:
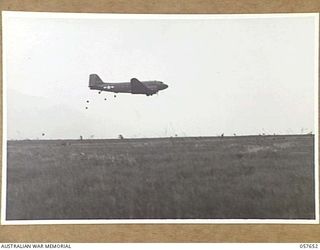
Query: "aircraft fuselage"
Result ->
[[90, 81, 165, 94]]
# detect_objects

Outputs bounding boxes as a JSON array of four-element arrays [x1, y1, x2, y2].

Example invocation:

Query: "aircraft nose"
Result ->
[[162, 83, 168, 89]]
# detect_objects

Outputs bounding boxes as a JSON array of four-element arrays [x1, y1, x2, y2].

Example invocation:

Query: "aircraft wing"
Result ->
[[131, 78, 152, 94]]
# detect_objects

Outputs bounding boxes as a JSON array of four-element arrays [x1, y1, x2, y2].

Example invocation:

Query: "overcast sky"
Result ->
[[3, 13, 318, 139]]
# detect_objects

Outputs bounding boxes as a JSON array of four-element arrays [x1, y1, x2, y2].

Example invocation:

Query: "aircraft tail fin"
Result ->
[[89, 74, 104, 88]]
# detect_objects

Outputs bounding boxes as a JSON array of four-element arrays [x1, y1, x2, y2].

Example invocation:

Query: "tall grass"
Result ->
[[6, 135, 315, 220]]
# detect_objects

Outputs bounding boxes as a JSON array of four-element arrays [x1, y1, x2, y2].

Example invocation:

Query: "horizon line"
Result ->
[[7, 133, 314, 141]]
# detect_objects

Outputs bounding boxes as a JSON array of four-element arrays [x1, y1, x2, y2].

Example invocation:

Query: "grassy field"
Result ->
[[6, 135, 315, 220]]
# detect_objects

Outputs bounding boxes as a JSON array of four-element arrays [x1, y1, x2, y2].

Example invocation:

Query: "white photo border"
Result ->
[[1, 11, 319, 225]]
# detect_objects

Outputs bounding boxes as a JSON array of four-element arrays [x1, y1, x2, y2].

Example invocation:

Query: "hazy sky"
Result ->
[[3, 13, 318, 139]]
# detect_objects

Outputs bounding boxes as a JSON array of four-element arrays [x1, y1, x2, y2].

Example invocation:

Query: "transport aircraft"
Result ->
[[89, 74, 168, 96]]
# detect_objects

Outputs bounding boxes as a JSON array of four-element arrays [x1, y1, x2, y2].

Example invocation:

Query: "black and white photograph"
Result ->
[[1, 12, 319, 224]]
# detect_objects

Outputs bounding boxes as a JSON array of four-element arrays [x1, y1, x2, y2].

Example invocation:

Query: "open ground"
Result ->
[[5, 135, 315, 220]]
